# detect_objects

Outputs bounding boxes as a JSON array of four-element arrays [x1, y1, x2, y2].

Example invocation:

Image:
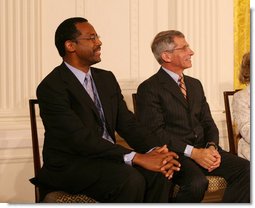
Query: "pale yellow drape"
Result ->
[[234, 0, 250, 89]]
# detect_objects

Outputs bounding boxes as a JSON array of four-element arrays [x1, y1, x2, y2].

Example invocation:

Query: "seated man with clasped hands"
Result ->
[[136, 30, 250, 203]]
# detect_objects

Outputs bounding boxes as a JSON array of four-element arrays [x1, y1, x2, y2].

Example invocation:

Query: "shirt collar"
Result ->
[[162, 67, 180, 84], [64, 62, 91, 85]]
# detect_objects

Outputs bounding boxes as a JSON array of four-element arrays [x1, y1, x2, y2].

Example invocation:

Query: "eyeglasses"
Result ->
[[165, 45, 190, 53], [75, 34, 101, 41]]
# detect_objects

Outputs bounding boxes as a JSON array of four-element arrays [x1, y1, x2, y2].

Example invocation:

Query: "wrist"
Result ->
[[124, 151, 136, 166], [190, 147, 198, 159], [205, 142, 218, 151], [132, 152, 141, 166]]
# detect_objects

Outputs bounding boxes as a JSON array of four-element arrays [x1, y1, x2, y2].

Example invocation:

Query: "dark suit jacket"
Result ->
[[136, 68, 219, 154], [36, 62, 157, 193]]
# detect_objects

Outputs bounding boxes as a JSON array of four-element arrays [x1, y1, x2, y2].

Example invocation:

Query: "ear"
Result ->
[[64, 40, 76, 53], [161, 51, 172, 63]]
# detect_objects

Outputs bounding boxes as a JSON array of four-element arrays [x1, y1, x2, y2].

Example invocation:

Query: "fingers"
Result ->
[[204, 157, 216, 167], [199, 160, 213, 170], [171, 159, 181, 169], [161, 162, 181, 180], [155, 145, 179, 161], [155, 145, 179, 158], [156, 144, 168, 153], [205, 151, 221, 171], [199, 150, 219, 170], [208, 163, 220, 172], [162, 154, 173, 165], [160, 159, 181, 172], [165, 170, 174, 180], [208, 157, 221, 172], [167, 151, 179, 159], [158, 151, 181, 180], [162, 154, 180, 166]]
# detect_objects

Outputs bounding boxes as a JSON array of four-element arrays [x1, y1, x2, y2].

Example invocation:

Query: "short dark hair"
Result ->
[[55, 17, 88, 57]]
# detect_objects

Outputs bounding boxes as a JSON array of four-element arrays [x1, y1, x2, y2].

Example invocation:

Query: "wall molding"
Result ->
[[0, 111, 229, 162], [0, 154, 33, 164]]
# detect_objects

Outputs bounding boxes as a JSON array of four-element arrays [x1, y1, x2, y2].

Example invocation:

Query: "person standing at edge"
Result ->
[[232, 52, 250, 161], [136, 30, 250, 203], [32, 17, 181, 203]]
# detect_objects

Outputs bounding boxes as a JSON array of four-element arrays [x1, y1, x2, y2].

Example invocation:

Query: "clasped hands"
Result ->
[[191, 146, 221, 172], [133, 144, 181, 180]]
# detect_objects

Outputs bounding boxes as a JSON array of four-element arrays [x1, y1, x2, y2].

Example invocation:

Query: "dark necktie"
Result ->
[[178, 74, 187, 99], [84, 75, 114, 143]]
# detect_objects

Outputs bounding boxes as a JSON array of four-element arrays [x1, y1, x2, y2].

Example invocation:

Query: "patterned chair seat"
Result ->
[[43, 191, 97, 203], [173, 175, 227, 198]]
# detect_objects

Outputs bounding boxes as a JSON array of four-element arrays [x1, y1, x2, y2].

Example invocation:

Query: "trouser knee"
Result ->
[[121, 169, 146, 202], [176, 176, 208, 202], [190, 176, 208, 201]]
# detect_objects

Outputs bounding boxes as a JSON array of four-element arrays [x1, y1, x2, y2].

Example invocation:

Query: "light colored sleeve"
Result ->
[[124, 151, 136, 166], [184, 145, 194, 157], [232, 89, 250, 143]]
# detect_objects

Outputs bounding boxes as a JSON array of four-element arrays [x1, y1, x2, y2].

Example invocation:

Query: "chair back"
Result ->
[[28, 99, 96, 203], [223, 90, 241, 155], [29, 99, 41, 202]]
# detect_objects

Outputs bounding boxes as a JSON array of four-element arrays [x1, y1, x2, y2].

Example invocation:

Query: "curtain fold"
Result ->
[[234, 0, 250, 89]]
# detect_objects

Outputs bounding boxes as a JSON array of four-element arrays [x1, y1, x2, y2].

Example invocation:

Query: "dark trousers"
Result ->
[[82, 160, 172, 203], [173, 149, 250, 203]]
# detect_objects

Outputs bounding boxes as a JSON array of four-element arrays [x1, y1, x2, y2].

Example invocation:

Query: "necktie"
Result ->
[[84, 75, 95, 101], [84, 75, 114, 143], [178, 75, 187, 99]]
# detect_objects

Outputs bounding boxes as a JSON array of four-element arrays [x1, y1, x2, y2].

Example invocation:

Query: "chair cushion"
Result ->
[[43, 191, 97, 203], [206, 176, 227, 192]]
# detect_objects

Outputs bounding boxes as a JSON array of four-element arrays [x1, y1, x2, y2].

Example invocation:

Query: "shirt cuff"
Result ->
[[124, 151, 136, 166], [184, 145, 194, 157]]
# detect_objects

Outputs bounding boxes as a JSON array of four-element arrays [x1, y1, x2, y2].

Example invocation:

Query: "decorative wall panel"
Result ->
[[173, 0, 234, 111], [0, 0, 41, 117]]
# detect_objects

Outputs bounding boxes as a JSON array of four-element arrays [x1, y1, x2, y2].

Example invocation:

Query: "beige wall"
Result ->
[[0, 0, 234, 203]]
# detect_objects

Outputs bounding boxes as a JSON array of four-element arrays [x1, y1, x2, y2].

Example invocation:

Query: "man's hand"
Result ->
[[191, 147, 221, 171], [160, 155, 181, 179], [132, 145, 181, 179], [207, 146, 221, 172]]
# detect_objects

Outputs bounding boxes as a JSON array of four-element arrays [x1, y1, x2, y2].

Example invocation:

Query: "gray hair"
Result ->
[[151, 30, 185, 64]]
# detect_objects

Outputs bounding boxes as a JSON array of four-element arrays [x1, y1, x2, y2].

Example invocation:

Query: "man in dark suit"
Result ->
[[35, 17, 181, 203], [136, 30, 250, 202]]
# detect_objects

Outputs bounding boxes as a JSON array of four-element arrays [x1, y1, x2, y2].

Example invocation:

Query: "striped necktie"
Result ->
[[178, 74, 187, 99], [84, 74, 114, 143]]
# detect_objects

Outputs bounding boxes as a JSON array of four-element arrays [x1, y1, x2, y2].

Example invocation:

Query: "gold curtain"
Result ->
[[234, 0, 250, 89]]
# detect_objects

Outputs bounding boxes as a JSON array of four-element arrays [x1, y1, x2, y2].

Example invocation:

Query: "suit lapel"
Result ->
[[59, 63, 101, 121], [157, 68, 188, 108]]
